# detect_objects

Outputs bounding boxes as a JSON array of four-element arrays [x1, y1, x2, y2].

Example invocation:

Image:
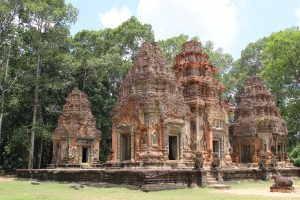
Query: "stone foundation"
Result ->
[[99, 161, 195, 169], [16, 169, 202, 192], [223, 168, 300, 181], [270, 186, 295, 193], [16, 167, 300, 191]]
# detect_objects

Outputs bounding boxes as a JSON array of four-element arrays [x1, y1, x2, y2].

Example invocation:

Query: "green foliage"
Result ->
[[261, 27, 300, 133], [24, 0, 78, 169], [202, 41, 233, 81], [0, 0, 79, 169], [114, 16, 155, 58], [289, 144, 300, 166], [222, 38, 265, 97], [2, 125, 30, 169], [159, 34, 189, 64]]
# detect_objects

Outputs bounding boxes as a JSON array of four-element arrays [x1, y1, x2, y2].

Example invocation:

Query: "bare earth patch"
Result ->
[[222, 184, 300, 197], [0, 176, 15, 182]]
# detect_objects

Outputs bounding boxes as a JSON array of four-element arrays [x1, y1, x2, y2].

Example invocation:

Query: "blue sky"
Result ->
[[66, 0, 300, 59]]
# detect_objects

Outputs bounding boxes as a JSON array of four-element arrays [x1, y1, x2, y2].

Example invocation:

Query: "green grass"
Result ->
[[0, 178, 299, 200]]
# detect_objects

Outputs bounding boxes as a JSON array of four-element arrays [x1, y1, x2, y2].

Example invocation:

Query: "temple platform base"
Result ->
[[270, 186, 295, 193]]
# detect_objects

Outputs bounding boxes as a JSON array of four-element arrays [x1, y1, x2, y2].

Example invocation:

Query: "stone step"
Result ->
[[206, 180, 219, 185], [80, 163, 92, 169], [207, 177, 217, 181], [207, 176, 217, 180], [206, 172, 217, 176], [208, 184, 231, 189], [207, 174, 217, 178]]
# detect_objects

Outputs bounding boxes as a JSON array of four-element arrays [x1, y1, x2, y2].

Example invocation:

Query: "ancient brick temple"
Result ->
[[111, 42, 193, 166], [231, 76, 288, 164], [52, 88, 100, 166], [173, 41, 232, 166]]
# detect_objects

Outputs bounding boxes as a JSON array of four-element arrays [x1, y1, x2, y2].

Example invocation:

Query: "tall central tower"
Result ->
[[110, 42, 193, 167], [173, 41, 232, 166]]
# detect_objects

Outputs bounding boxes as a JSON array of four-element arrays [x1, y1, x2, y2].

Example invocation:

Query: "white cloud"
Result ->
[[100, 6, 132, 28], [137, 0, 244, 52], [295, 6, 300, 26]]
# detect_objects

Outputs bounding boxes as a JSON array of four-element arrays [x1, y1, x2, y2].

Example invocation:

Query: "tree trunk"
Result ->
[[38, 141, 43, 169], [28, 47, 41, 169], [0, 91, 5, 150], [0, 49, 11, 150]]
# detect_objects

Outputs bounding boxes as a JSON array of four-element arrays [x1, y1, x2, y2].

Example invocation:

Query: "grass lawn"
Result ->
[[0, 177, 300, 200]]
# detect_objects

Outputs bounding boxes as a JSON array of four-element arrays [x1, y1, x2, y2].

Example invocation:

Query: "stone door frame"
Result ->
[[80, 146, 90, 163], [239, 143, 252, 163], [212, 139, 221, 158], [168, 134, 180, 160], [116, 124, 135, 162], [163, 119, 185, 161], [212, 129, 224, 160]]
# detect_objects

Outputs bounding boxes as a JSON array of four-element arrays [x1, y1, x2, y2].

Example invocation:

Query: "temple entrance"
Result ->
[[277, 144, 282, 161], [169, 136, 178, 160], [82, 147, 89, 163], [213, 140, 220, 158], [241, 144, 252, 163], [121, 134, 131, 161]]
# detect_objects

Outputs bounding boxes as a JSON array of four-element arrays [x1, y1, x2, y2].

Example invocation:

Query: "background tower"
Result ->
[[231, 76, 288, 164], [52, 88, 100, 166]]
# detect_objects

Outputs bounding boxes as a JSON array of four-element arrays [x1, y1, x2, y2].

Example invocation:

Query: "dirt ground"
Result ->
[[1, 176, 300, 198], [0, 176, 15, 182], [222, 184, 300, 198]]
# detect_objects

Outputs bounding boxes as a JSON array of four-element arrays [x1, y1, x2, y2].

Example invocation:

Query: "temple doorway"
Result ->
[[121, 134, 131, 161], [169, 136, 178, 160], [241, 144, 252, 163], [213, 140, 220, 158], [82, 147, 89, 163]]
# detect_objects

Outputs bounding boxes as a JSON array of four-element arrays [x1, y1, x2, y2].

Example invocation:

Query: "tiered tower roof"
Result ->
[[173, 40, 225, 109], [112, 42, 190, 121], [233, 76, 287, 135], [53, 88, 100, 139]]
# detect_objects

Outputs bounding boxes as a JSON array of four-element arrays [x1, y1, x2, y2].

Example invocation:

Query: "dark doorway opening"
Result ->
[[213, 140, 220, 158], [169, 136, 178, 160], [241, 144, 252, 163], [82, 147, 88, 163], [121, 134, 131, 161]]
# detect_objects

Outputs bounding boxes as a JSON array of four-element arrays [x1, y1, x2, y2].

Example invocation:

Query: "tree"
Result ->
[[23, 0, 77, 169], [202, 41, 233, 81], [222, 38, 265, 97], [261, 28, 300, 143], [289, 144, 300, 166], [0, 0, 23, 151], [113, 16, 154, 59], [159, 34, 189, 64]]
